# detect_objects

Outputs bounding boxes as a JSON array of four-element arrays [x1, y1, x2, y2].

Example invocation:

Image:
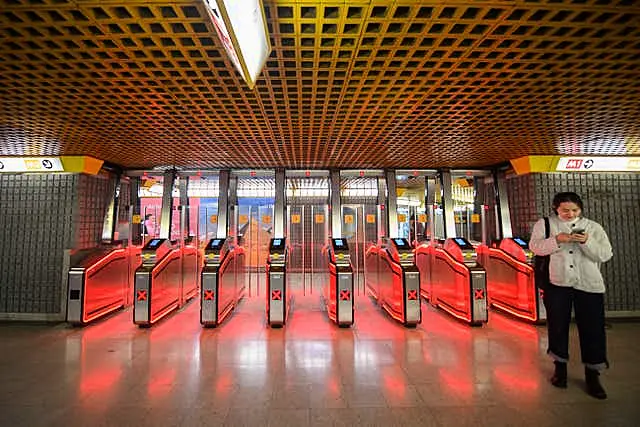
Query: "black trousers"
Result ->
[[544, 284, 608, 369]]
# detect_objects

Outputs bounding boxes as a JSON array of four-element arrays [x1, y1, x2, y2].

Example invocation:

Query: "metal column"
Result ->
[[218, 170, 230, 239], [330, 169, 342, 238], [440, 170, 457, 239], [274, 168, 285, 239], [159, 170, 176, 240], [494, 169, 513, 239], [385, 170, 398, 239]]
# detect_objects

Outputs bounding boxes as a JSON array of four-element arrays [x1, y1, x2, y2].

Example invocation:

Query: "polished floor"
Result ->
[[1, 294, 639, 427]]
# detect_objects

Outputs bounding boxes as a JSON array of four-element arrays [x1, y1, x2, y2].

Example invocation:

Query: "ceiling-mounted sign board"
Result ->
[[0, 156, 103, 174], [556, 156, 640, 172], [204, 0, 271, 90]]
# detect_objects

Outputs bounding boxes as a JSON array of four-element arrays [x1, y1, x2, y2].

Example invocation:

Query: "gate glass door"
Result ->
[[286, 172, 329, 296]]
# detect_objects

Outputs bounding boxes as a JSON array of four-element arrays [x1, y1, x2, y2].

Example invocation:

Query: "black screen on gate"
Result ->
[[270, 238, 285, 251], [207, 239, 223, 250], [393, 238, 409, 249], [147, 239, 163, 249], [454, 237, 470, 248], [513, 238, 527, 247]]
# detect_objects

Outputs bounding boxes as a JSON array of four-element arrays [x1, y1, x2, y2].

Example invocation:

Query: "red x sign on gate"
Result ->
[[339, 290, 350, 301], [137, 290, 147, 301], [474, 289, 485, 300], [407, 290, 418, 300], [272, 290, 282, 301], [204, 290, 214, 301]]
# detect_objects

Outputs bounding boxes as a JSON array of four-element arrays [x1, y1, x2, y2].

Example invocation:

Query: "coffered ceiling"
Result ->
[[1, 0, 639, 169]]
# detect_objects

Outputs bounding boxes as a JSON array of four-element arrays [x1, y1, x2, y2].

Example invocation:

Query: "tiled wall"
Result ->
[[0, 174, 76, 316], [0, 173, 117, 319], [507, 173, 640, 313]]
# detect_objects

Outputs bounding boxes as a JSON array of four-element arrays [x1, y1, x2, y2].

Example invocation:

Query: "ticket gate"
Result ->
[[365, 238, 421, 327], [266, 237, 289, 327], [134, 238, 183, 327], [418, 237, 487, 326], [67, 246, 132, 325], [200, 238, 245, 327], [477, 237, 546, 323], [324, 238, 354, 327]]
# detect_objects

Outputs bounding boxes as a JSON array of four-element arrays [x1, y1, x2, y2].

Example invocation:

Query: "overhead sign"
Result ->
[[556, 157, 640, 172], [0, 157, 63, 173], [204, 0, 271, 90]]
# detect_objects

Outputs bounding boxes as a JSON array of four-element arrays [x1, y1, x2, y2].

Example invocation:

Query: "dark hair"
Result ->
[[552, 192, 583, 214]]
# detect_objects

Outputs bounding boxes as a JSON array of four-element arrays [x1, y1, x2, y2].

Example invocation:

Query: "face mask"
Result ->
[[558, 216, 580, 224]]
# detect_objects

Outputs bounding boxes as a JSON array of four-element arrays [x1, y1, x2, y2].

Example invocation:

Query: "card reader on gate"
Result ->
[[388, 237, 414, 265], [448, 237, 478, 266], [330, 238, 351, 265], [268, 238, 287, 265], [141, 238, 170, 266], [204, 238, 227, 266]]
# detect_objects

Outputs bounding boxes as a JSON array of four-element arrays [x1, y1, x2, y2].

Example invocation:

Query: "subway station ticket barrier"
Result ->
[[323, 238, 354, 327], [415, 237, 488, 326], [476, 238, 546, 324], [364, 237, 421, 327], [67, 245, 141, 325], [200, 237, 246, 327], [133, 238, 198, 327], [266, 238, 290, 327]]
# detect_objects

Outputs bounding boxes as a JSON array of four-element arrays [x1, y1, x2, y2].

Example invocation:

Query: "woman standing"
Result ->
[[529, 192, 613, 399]]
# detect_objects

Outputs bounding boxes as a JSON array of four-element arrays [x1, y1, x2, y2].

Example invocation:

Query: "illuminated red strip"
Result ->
[[491, 300, 538, 322], [152, 249, 180, 279], [82, 300, 123, 323], [85, 249, 127, 277], [150, 301, 179, 324], [437, 301, 472, 323]]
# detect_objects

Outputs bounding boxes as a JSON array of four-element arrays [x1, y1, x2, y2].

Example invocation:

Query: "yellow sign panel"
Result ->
[[454, 216, 461, 223], [471, 214, 480, 223], [132, 214, 141, 224], [398, 214, 407, 222], [418, 214, 427, 223], [292, 214, 301, 224], [210, 215, 218, 224], [315, 214, 324, 224], [344, 214, 354, 224], [239, 214, 248, 223], [262, 215, 272, 224], [366, 214, 376, 224]]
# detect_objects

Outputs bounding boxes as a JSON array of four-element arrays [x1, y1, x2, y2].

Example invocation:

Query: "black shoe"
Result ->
[[551, 361, 567, 388], [585, 367, 607, 400]]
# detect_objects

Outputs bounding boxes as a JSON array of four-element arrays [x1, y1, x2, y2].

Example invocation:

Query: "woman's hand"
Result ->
[[571, 232, 588, 244], [556, 232, 574, 243]]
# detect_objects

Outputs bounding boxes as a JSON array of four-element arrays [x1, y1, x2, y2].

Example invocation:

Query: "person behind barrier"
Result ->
[[529, 192, 613, 399], [142, 214, 154, 237]]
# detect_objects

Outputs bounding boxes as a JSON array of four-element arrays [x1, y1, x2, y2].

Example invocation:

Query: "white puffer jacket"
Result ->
[[529, 215, 613, 293]]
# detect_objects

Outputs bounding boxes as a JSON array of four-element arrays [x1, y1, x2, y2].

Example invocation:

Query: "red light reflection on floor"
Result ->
[[494, 366, 540, 394], [215, 371, 234, 395], [80, 367, 122, 396], [147, 367, 176, 398], [439, 368, 473, 397], [489, 310, 542, 341], [382, 371, 407, 397]]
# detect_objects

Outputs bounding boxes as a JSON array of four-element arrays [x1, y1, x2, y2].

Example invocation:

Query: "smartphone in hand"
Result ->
[[571, 228, 585, 235]]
